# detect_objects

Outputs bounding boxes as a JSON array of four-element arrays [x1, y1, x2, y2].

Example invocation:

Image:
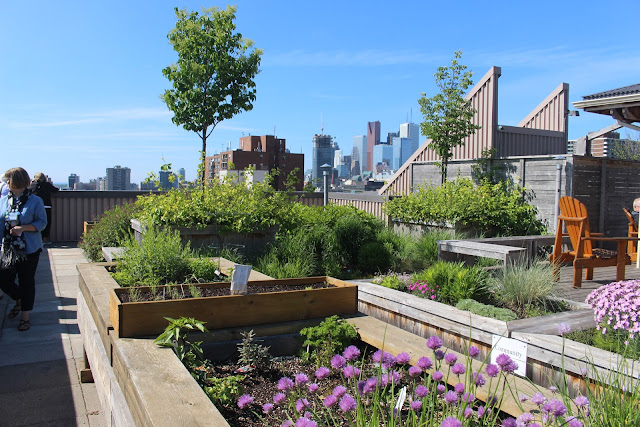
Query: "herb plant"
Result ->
[[237, 330, 271, 371], [299, 315, 359, 367]]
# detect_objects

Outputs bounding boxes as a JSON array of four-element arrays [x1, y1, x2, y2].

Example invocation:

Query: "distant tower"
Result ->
[[105, 166, 131, 191], [312, 133, 335, 186], [352, 135, 367, 176], [399, 122, 420, 154], [68, 173, 79, 190], [366, 121, 381, 172]]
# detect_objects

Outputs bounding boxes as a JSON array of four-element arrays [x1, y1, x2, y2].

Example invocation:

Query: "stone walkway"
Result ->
[[0, 244, 105, 427]]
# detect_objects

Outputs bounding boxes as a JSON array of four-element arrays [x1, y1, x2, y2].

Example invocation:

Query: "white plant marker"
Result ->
[[230, 264, 252, 295]]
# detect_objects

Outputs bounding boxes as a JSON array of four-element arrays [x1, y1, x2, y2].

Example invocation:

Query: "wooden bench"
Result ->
[[438, 240, 527, 266]]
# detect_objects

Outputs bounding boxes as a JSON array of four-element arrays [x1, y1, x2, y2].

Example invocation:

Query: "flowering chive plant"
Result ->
[[408, 280, 438, 301], [237, 335, 591, 426]]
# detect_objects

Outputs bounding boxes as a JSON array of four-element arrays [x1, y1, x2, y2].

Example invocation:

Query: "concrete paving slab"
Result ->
[[0, 384, 79, 425], [0, 359, 77, 393], [0, 336, 71, 367]]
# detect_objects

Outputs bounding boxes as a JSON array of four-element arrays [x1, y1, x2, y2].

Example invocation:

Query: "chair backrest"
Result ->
[[558, 196, 594, 256], [623, 207, 638, 254]]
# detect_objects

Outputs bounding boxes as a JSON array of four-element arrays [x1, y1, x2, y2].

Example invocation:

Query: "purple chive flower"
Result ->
[[486, 364, 499, 378], [464, 407, 473, 419], [295, 373, 309, 386], [343, 365, 360, 378], [372, 350, 383, 363], [343, 345, 361, 361], [237, 394, 253, 409], [323, 394, 338, 407], [568, 419, 583, 427], [273, 392, 287, 405], [451, 363, 465, 376], [427, 335, 443, 350], [531, 392, 546, 406], [410, 399, 422, 411], [295, 417, 317, 427], [502, 418, 517, 427], [574, 395, 589, 408], [519, 394, 529, 402], [469, 346, 480, 357], [477, 406, 486, 418], [315, 367, 330, 379], [409, 366, 423, 377], [501, 361, 518, 374], [332, 385, 347, 397], [496, 353, 512, 368], [295, 398, 310, 412], [543, 399, 567, 418], [308, 383, 319, 393], [486, 394, 499, 407], [462, 392, 475, 403], [444, 390, 459, 405], [454, 383, 465, 394], [415, 385, 429, 397], [362, 377, 377, 394], [396, 352, 411, 364], [339, 394, 357, 412], [444, 353, 458, 365], [432, 370, 444, 381], [281, 421, 294, 427], [437, 384, 446, 394], [278, 377, 294, 391], [549, 385, 558, 394], [262, 403, 274, 414], [417, 356, 433, 370], [557, 322, 571, 336], [434, 350, 445, 360], [473, 372, 486, 386], [331, 354, 346, 369], [517, 413, 535, 424], [381, 351, 397, 368], [441, 416, 462, 427]]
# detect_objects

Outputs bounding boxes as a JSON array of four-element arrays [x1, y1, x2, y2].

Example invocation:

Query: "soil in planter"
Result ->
[[118, 282, 332, 303]]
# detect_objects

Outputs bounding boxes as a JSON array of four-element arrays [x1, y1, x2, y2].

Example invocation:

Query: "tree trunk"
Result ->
[[201, 128, 207, 189]]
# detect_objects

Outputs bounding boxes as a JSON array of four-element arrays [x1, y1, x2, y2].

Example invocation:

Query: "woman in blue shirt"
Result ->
[[0, 167, 47, 331]]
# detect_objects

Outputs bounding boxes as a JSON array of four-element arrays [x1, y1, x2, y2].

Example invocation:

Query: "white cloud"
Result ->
[[264, 49, 447, 67]]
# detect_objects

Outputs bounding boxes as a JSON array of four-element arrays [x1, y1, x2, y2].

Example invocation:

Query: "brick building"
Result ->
[[205, 135, 304, 191]]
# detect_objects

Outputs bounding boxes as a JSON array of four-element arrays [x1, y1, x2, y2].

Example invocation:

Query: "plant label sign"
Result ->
[[491, 335, 527, 377], [231, 264, 252, 295]]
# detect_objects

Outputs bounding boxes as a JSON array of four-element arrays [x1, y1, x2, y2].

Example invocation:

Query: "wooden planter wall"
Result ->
[[356, 281, 639, 397]]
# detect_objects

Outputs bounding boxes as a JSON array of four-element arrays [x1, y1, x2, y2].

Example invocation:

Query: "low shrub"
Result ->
[[383, 177, 547, 236], [79, 203, 141, 262], [357, 241, 391, 274], [187, 257, 221, 283], [372, 271, 413, 291], [412, 261, 488, 305], [299, 315, 359, 367], [488, 261, 557, 317], [455, 298, 518, 321]]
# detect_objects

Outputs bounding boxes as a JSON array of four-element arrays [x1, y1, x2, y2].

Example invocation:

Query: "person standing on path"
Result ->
[[0, 167, 47, 331], [29, 172, 58, 242]]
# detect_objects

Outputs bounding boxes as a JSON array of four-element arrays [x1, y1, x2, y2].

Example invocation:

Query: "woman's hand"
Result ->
[[10, 226, 25, 236]]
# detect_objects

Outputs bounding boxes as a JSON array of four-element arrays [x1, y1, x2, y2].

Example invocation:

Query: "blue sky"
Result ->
[[1, 0, 639, 185]]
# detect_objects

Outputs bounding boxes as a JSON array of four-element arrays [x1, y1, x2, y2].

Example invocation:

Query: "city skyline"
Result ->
[[2, 0, 639, 184]]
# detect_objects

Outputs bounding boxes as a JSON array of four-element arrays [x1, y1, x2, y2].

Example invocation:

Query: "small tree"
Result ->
[[418, 51, 480, 184], [610, 131, 640, 160], [162, 6, 262, 187]]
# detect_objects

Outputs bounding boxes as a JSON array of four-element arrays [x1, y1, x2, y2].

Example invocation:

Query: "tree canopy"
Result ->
[[162, 6, 262, 186], [418, 51, 480, 184]]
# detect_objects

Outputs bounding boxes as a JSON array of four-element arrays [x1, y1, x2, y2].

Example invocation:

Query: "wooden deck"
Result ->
[[553, 262, 640, 305]]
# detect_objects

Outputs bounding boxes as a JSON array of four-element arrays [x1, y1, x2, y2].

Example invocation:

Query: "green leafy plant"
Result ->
[[115, 227, 192, 287], [203, 375, 246, 405], [186, 257, 221, 283], [413, 261, 488, 305], [299, 315, 359, 367], [79, 203, 141, 262], [455, 298, 518, 321], [154, 317, 208, 369], [383, 177, 546, 237], [357, 241, 391, 274], [237, 330, 271, 371], [372, 271, 413, 291]]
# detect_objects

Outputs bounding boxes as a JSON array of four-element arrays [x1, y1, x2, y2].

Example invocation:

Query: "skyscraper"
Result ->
[[312, 133, 335, 185], [392, 137, 414, 170], [68, 173, 79, 190], [399, 122, 420, 155], [159, 170, 178, 189], [366, 121, 380, 172], [352, 135, 367, 176], [105, 166, 131, 191]]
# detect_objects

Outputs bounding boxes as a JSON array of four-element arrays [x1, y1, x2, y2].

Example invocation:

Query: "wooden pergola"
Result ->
[[573, 84, 640, 147]]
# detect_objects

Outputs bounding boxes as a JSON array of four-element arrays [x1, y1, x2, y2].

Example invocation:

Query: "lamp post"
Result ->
[[554, 156, 566, 233], [320, 163, 331, 206]]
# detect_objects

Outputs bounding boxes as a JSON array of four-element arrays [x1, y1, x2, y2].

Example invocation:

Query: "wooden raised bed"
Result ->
[[110, 276, 358, 338]]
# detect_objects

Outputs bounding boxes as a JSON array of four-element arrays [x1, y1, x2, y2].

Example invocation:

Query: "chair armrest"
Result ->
[[583, 236, 640, 242], [590, 232, 604, 236]]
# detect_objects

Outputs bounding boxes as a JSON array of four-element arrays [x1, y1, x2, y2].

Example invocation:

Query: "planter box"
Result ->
[[131, 219, 278, 259], [83, 220, 97, 235], [390, 219, 498, 239], [110, 276, 358, 338]]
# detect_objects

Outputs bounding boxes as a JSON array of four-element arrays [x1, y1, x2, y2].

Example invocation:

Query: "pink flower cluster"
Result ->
[[586, 279, 640, 339], [408, 280, 438, 300]]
